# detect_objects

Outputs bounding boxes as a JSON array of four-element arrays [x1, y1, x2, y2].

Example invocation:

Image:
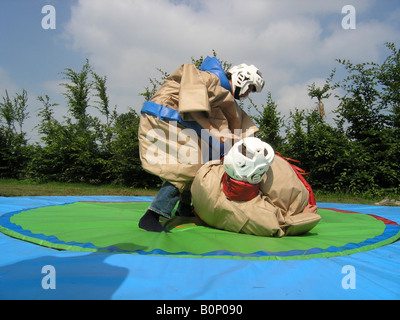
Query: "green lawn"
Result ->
[[0, 179, 158, 197], [0, 179, 395, 205]]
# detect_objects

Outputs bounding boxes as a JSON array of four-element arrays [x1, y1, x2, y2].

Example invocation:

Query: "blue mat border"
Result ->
[[1, 197, 400, 300], [0, 198, 399, 259]]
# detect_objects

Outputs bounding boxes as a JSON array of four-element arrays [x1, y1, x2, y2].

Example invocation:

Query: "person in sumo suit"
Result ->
[[138, 57, 265, 232], [191, 137, 321, 237]]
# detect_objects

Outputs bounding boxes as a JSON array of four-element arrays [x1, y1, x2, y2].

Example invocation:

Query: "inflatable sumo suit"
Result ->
[[191, 138, 321, 237], [139, 57, 258, 193]]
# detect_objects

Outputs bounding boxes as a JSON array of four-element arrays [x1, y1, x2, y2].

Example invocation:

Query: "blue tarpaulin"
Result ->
[[0, 196, 399, 300]]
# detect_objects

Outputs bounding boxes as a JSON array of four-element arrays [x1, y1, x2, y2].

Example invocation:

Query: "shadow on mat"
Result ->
[[0, 252, 129, 300]]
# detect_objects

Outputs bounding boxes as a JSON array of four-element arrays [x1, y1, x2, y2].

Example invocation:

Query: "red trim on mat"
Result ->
[[320, 207, 399, 226], [367, 214, 399, 226]]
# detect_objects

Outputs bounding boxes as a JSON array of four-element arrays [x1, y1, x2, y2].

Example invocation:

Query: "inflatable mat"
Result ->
[[1, 196, 400, 300], [1, 199, 399, 261]]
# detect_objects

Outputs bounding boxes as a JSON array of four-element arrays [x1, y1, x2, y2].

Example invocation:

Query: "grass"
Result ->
[[0, 179, 158, 197], [314, 189, 399, 205], [314, 190, 377, 205], [0, 179, 397, 205]]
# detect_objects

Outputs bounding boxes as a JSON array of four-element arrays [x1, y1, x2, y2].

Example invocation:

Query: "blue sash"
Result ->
[[141, 101, 203, 135], [141, 101, 225, 160], [199, 56, 231, 91], [141, 57, 231, 160]]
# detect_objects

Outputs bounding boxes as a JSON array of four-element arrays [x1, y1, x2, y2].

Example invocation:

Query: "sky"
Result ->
[[1, 0, 400, 143]]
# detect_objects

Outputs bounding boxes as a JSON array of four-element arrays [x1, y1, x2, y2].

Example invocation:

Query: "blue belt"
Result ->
[[141, 101, 225, 159], [141, 101, 203, 135], [199, 56, 231, 92]]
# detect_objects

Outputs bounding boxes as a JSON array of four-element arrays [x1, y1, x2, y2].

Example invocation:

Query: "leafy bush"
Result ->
[[1, 44, 399, 198]]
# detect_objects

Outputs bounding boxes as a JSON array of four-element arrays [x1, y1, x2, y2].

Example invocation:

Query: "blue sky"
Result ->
[[1, 0, 400, 143], [1, 1, 81, 92]]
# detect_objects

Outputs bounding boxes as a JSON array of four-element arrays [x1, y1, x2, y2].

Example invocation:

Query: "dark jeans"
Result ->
[[148, 181, 193, 218]]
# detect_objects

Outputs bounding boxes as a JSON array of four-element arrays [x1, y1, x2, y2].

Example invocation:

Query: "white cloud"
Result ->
[[0, 67, 19, 95], [276, 78, 340, 119], [0, 0, 396, 144], [319, 20, 400, 65], [60, 0, 399, 123]]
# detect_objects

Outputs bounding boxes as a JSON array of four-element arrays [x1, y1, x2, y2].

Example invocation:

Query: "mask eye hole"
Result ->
[[241, 144, 254, 159]]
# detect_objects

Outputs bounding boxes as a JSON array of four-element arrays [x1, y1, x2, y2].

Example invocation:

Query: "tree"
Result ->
[[378, 42, 400, 135], [248, 92, 285, 151], [0, 89, 31, 178], [104, 110, 161, 188], [376, 43, 400, 188], [6, 46, 398, 196], [308, 70, 335, 117], [334, 59, 388, 141], [31, 61, 107, 183], [301, 109, 351, 192], [331, 43, 400, 192], [60, 59, 93, 127], [282, 108, 308, 164]]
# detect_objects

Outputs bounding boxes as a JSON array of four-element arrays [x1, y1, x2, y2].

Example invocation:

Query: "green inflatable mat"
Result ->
[[1, 201, 399, 261]]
